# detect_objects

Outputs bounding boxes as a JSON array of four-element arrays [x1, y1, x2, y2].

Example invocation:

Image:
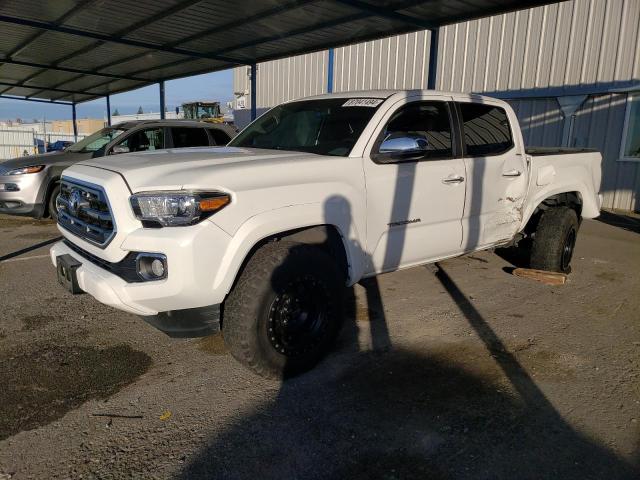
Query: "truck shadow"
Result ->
[[180, 192, 636, 479], [180, 305, 637, 479], [183, 92, 637, 478]]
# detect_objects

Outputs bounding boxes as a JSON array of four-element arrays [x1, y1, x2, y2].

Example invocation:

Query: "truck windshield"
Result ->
[[228, 98, 384, 156], [67, 127, 126, 153]]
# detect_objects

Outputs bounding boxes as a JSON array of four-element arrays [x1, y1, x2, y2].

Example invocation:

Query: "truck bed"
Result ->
[[525, 147, 597, 156]]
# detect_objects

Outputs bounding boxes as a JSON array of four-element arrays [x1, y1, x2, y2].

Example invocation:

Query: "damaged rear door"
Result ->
[[456, 100, 528, 249]]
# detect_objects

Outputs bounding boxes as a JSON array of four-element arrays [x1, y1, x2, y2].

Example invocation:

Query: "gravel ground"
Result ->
[[0, 212, 638, 479]]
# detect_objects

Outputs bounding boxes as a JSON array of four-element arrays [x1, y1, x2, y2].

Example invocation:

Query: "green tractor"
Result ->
[[182, 101, 224, 123]]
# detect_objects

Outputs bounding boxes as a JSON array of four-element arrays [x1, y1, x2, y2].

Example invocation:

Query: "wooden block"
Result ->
[[512, 268, 567, 285]]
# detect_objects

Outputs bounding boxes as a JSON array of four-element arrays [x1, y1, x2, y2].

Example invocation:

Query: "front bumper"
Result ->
[[50, 219, 233, 336], [0, 171, 47, 216]]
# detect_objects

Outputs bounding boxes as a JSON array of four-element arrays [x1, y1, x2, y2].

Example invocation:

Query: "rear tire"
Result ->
[[530, 206, 579, 274], [223, 241, 345, 379], [47, 183, 61, 222]]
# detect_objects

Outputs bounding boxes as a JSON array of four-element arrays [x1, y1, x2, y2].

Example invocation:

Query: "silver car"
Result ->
[[0, 120, 237, 219]]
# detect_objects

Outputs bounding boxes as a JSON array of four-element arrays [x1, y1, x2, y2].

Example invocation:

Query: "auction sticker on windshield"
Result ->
[[342, 98, 384, 107]]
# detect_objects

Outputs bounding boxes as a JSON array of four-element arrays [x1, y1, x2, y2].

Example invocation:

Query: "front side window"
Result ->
[[621, 94, 640, 161], [172, 127, 210, 148], [458, 103, 513, 156], [228, 98, 383, 156], [66, 127, 125, 153], [374, 101, 453, 161], [117, 128, 164, 153]]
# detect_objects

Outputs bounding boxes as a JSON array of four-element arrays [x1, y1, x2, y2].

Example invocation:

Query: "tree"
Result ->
[[137, 106, 144, 114], [113, 108, 120, 116]]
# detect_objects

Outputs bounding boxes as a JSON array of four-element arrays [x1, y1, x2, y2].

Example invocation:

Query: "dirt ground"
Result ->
[[0, 212, 638, 479]]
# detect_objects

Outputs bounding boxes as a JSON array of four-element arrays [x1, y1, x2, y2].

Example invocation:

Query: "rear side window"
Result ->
[[458, 103, 513, 156], [209, 128, 231, 145], [117, 128, 164, 152], [171, 127, 210, 148]]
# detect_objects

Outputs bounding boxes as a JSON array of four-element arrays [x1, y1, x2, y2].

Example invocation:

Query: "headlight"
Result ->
[[130, 191, 231, 227], [6, 165, 45, 175]]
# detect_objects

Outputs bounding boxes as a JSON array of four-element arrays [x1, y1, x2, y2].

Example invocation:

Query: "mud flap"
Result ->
[[141, 304, 221, 338]]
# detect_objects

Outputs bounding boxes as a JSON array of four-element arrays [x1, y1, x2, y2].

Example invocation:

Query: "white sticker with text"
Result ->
[[342, 98, 383, 107]]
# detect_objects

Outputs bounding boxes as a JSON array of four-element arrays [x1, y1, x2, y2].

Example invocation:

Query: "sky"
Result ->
[[0, 69, 234, 122]]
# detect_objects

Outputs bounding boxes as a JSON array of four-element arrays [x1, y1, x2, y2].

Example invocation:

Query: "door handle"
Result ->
[[442, 175, 465, 184], [502, 169, 522, 177]]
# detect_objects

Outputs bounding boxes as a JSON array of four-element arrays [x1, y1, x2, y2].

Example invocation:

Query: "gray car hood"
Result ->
[[0, 150, 93, 173]]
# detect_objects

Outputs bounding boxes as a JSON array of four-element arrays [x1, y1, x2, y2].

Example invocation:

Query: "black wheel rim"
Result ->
[[561, 228, 576, 271], [267, 274, 331, 357]]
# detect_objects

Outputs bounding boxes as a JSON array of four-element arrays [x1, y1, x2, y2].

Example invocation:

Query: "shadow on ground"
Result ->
[[596, 210, 640, 234], [0, 236, 62, 262], [179, 265, 638, 480]]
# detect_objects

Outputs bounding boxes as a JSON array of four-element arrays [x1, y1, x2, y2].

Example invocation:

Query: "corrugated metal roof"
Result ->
[[0, 0, 561, 104]]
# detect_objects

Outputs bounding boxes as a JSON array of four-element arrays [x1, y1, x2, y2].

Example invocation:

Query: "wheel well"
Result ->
[[220, 225, 350, 327], [525, 192, 582, 236], [43, 178, 60, 217], [264, 225, 349, 279], [233, 224, 349, 287]]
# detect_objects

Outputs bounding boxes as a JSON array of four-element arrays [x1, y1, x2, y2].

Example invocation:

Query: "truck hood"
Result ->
[[77, 146, 322, 192]]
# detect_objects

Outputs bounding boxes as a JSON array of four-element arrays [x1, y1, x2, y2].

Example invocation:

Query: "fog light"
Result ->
[[0, 183, 19, 191], [151, 258, 165, 277], [136, 254, 167, 281]]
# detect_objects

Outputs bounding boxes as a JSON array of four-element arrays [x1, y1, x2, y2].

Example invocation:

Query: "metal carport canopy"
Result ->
[[0, 0, 559, 105]]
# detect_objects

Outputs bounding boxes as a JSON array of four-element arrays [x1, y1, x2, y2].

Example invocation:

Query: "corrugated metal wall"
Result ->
[[234, 0, 639, 100], [332, 31, 431, 92], [233, 51, 328, 108], [436, 0, 640, 93], [508, 98, 564, 146], [572, 94, 638, 211], [232, 0, 640, 211], [508, 94, 639, 211]]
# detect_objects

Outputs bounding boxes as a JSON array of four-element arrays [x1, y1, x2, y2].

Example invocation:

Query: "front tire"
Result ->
[[223, 241, 345, 378], [530, 206, 579, 273], [47, 183, 61, 222]]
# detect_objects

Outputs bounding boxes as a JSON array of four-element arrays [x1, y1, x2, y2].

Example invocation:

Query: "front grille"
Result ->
[[57, 178, 115, 248]]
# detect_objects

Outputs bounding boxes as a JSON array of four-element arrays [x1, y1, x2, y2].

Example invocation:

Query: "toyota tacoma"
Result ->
[[50, 90, 602, 377]]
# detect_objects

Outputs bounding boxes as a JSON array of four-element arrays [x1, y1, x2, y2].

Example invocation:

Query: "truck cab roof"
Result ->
[[294, 89, 502, 105], [111, 119, 228, 130]]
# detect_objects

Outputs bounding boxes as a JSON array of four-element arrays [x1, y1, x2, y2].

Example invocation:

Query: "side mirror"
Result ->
[[372, 134, 429, 163], [379, 135, 428, 154], [111, 145, 130, 155]]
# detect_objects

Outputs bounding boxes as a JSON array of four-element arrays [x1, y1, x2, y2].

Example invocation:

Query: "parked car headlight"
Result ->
[[5, 165, 45, 175], [130, 191, 231, 227]]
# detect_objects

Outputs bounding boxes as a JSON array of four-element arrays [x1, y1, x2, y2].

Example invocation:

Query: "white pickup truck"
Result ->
[[50, 90, 602, 377]]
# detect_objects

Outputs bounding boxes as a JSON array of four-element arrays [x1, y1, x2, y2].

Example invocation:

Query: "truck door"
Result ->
[[455, 101, 528, 249], [363, 97, 466, 274]]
